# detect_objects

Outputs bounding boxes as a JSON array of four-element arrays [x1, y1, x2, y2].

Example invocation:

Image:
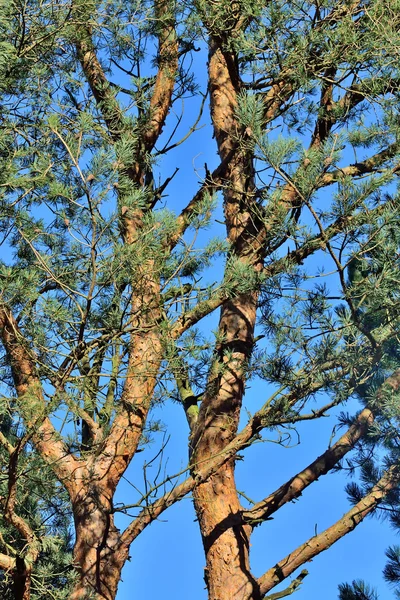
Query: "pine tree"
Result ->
[[1, 1, 400, 599]]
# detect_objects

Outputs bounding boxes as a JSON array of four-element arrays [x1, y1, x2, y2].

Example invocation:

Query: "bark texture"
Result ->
[[191, 36, 263, 600], [69, 485, 128, 600]]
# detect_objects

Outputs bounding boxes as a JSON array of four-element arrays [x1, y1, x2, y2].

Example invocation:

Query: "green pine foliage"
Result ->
[[0, 414, 74, 598], [339, 580, 378, 600]]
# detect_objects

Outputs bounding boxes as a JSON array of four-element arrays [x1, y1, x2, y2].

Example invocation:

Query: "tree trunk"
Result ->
[[192, 295, 261, 600], [193, 465, 260, 600], [13, 557, 32, 600], [191, 35, 263, 600], [70, 489, 128, 600]]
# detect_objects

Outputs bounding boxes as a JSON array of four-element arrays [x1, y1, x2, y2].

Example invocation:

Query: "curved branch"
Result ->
[[142, 0, 178, 152], [257, 465, 400, 597], [242, 407, 373, 527], [0, 306, 80, 487]]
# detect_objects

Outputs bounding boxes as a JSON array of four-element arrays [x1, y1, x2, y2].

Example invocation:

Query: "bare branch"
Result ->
[[263, 570, 308, 600], [319, 143, 400, 187], [242, 408, 374, 527], [257, 466, 400, 596]]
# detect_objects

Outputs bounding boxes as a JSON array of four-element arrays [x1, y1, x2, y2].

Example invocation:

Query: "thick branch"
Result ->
[[0, 431, 16, 455], [332, 76, 400, 117], [0, 553, 15, 571], [311, 66, 336, 148], [257, 466, 400, 596], [242, 407, 373, 526], [142, 0, 178, 152], [171, 288, 226, 338], [0, 307, 79, 487], [93, 278, 162, 495], [1, 441, 40, 600], [319, 143, 400, 187], [75, 31, 125, 142], [4, 445, 39, 560], [171, 353, 199, 431]]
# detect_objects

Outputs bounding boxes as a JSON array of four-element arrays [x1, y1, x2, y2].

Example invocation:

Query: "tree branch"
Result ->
[[242, 407, 373, 527], [142, 0, 178, 152], [170, 352, 199, 431], [171, 198, 391, 338], [0, 306, 80, 488], [319, 143, 400, 187], [0, 553, 15, 572], [257, 465, 400, 596], [75, 29, 125, 142], [117, 361, 353, 549], [167, 145, 239, 252], [263, 570, 308, 600]]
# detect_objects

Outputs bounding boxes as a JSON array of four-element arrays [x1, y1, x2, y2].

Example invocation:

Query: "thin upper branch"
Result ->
[[167, 144, 239, 252], [142, 0, 178, 153]]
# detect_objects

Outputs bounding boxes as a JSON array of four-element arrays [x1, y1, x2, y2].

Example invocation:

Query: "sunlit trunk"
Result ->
[[70, 491, 128, 600]]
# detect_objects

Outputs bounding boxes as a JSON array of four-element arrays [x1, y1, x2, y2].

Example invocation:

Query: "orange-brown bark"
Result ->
[[0, 305, 135, 600], [258, 467, 400, 596], [243, 408, 374, 526], [0, 307, 79, 488], [69, 486, 129, 600], [142, 0, 178, 152], [67, 6, 178, 596], [94, 292, 162, 493], [3, 4, 399, 599], [76, 32, 126, 142], [190, 36, 263, 600]]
